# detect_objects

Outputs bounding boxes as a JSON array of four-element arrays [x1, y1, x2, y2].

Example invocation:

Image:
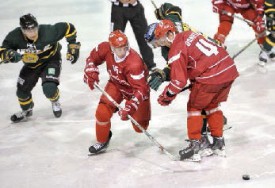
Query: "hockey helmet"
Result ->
[[144, 23, 158, 42], [154, 19, 176, 39], [20, 13, 38, 29], [109, 30, 128, 48]]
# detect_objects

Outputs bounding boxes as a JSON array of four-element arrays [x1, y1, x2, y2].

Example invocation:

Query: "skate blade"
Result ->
[[200, 148, 214, 157], [257, 64, 268, 74], [183, 154, 201, 162], [212, 149, 226, 157]]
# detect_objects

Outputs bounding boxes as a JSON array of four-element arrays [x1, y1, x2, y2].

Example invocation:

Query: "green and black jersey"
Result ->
[[262, 0, 275, 53], [0, 22, 77, 69]]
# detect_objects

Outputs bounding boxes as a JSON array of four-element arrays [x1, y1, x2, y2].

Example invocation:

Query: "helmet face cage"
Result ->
[[154, 19, 176, 40], [109, 30, 130, 57], [20, 13, 38, 30], [144, 23, 158, 43]]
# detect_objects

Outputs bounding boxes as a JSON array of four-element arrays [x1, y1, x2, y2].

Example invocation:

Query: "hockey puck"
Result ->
[[242, 174, 250, 180]]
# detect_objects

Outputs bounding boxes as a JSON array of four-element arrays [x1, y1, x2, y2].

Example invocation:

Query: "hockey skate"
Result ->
[[211, 136, 226, 157], [52, 100, 62, 118], [199, 134, 213, 157], [179, 140, 201, 162], [89, 131, 112, 154], [10, 103, 34, 123]]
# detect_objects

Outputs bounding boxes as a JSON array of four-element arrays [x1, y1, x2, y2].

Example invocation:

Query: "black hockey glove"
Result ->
[[1, 49, 21, 63], [148, 68, 167, 91], [155, 3, 182, 20], [66, 42, 81, 64]]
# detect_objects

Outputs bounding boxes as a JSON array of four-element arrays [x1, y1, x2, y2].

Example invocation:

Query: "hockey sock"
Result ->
[[187, 115, 203, 140], [207, 110, 224, 137]]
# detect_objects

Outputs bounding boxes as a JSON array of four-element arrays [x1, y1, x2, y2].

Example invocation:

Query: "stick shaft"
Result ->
[[94, 83, 178, 160]]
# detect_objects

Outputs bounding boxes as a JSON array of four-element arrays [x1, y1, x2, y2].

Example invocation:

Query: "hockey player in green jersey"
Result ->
[[258, 0, 275, 67], [0, 13, 81, 123]]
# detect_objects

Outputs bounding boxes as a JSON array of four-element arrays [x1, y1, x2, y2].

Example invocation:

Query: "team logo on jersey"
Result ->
[[112, 65, 119, 74], [26, 43, 37, 53], [130, 71, 144, 80], [48, 68, 56, 75], [17, 77, 25, 85]]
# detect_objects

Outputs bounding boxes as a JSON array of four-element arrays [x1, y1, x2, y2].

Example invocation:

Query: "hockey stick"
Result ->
[[231, 38, 257, 59], [150, 0, 157, 9], [94, 83, 179, 161], [220, 10, 255, 26]]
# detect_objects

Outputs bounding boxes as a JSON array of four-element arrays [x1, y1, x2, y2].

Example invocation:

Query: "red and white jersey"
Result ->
[[86, 42, 149, 101], [167, 31, 239, 93], [225, 0, 264, 12]]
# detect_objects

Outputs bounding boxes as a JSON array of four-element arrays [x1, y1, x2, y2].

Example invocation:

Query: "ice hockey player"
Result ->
[[212, 0, 266, 46], [148, 19, 239, 161], [258, 0, 275, 66], [84, 30, 151, 154], [145, 2, 228, 140], [0, 13, 81, 123]]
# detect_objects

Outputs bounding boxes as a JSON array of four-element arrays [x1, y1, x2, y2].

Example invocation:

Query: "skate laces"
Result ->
[[93, 143, 105, 150], [52, 101, 61, 112]]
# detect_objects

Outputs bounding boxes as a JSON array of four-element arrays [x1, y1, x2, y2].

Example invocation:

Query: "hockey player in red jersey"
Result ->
[[148, 19, 239, 161], [212, 0, 266, 45], [84, 30, 151, 154]]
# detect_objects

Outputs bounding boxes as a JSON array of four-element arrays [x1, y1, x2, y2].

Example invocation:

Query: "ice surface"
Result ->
[[1, 0, 275, 187]]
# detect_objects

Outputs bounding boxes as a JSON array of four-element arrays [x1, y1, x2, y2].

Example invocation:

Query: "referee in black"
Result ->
[[110, 0, 156, 70]]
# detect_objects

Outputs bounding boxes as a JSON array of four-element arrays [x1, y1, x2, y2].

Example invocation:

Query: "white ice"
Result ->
[[1, 0, 275, 187]]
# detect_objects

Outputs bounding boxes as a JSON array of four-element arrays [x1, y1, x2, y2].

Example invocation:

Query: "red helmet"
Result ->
[[154, 19, 176, 39], [109, 30, 128, 48]]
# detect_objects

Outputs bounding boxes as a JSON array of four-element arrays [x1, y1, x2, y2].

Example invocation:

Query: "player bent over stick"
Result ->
[[147, 20, 239, 162], [84, 30, 151, 154]]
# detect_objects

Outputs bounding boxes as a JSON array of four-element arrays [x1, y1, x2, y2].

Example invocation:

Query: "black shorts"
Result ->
[[17, 54, 61, 92]]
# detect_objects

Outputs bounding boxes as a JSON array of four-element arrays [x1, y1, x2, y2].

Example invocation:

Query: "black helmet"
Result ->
[[20, 13, 38, 29]]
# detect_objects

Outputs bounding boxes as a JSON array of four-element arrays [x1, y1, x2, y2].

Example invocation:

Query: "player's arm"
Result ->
[[0, 34, 21, 64]]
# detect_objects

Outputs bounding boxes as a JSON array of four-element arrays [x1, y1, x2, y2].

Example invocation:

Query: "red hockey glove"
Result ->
[[253, 16, 265, 33], [214, 33, 226, 44], [212, 0, 225, 13], [118, 100, 138, 121], [158, 86, 177, 106], [83, 62, 99, 90]]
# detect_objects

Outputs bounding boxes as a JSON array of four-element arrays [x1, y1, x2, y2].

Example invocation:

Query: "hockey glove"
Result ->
[[158, 86, 177, 106], [1, 49, 21, 63], [84, 62, 99, 90], [118, 99, 138, 121], [253, 16, 265, 33], [148, 68, 166, 91], [67, 42, 81, 64]]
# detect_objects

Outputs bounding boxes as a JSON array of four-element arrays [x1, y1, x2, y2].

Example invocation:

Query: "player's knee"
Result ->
[[95, 103, 113, 123], [16, 89, 30, 99], [42, 82, 58, 99], [132, 121, 149, 133]]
